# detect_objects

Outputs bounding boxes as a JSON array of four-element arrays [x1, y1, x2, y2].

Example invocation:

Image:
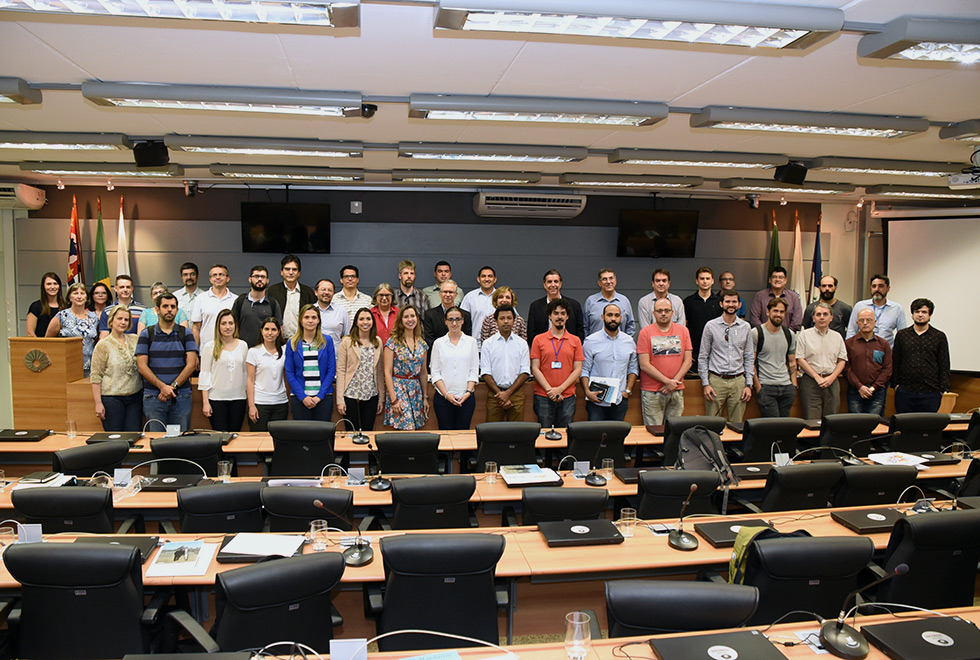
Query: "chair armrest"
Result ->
[[0, 597, 14, 620], [141, 588, 172, 625], [865, 562, 887, 580], [165, 609, 220, 654], [116, 513, 144, 535], [159, 520, 178, 535], [365, 585, 384, 616], [357, 517, 372, 533], [501, 505, 519, 527], [731, 495, 762, 514], [931, 488, 958, 501], [726, 447, 745, 463], [8, 605, 20, 627]]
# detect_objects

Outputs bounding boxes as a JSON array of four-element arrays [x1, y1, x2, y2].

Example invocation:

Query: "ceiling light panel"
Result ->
[[858, 17, 980, 65], [561, 173, 702, 188], [398, 142, 588, 163], [939, 119, 980, 143], [391, 170, 541, 184], [806, 156, 962, 178], [608, 149, 787, 169], [0, 131, 133, 151], [691, 106, 929, 139], [410, 94, 667, 126], [720, 178, 854, 194], [209, 164, 363, 181], [20, 162, 183, 177], [165, 135, 362, 158], [864, 185, 980, 200]]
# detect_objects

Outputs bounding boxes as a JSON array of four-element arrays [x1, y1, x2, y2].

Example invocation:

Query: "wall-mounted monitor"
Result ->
[[241, 202, 330, 253], [616, 209, 699, 258]]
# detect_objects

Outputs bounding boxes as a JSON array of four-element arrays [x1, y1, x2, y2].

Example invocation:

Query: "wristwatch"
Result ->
[[171, 380, 180, 389]]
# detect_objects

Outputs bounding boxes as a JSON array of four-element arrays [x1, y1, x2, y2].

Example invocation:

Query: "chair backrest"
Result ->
[[818, 413, 882, 458], [474, 422, 540, 470], [52, 441, 130, 478], [566, 421, 630, 468], [758, 463, 844, 512], [375, 432, 441, 475], [742, 535, 874, 626], [878, 509, 980, 609], [740, 418, 806, 463], [957, 458, 980, 498], [4, 543, 147, 660], [390, 476, 476, 530], [605, 579, 759, 638], [663, 416, 726, 465], [832, 464, 918, 507], [268, 420, 336, 477], [177, 482, 265, 533], [150, 435, 225, 476], [637, 470, 720, 520], [211, 552, 346, 652], [377, 533, 505, 651], [520, 487, 608, 526], [964, 411, 980, 450], [12, 487, 115, 534], [261, 486, 353, 532], [888, 413, 950, 453]]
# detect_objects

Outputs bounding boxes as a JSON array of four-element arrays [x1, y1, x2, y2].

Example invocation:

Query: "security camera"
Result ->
[[360, 103, 378, 118], [746, 194, 760, 209], [183, 180, 198, 197]]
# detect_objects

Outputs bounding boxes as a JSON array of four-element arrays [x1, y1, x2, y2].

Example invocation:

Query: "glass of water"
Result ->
[[565, 611, 592, 660], [310, 519, 329, 552]]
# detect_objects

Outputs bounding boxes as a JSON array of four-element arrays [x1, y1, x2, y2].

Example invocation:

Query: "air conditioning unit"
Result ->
[[0, 183, 45, 210], [474, 192, 586, 218]]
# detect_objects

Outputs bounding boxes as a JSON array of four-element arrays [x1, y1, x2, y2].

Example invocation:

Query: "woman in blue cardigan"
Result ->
[[284, 304, 337, 422]]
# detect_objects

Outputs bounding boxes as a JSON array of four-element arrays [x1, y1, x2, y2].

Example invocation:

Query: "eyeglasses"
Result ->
[[376, 294, 392, 299], [341, 274, 357, 279], [446, 317, 463, 323]]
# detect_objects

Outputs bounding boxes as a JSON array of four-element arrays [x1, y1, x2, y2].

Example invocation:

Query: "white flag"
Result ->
[[116, 195, 131, 277], [791, 215, 806, 302]]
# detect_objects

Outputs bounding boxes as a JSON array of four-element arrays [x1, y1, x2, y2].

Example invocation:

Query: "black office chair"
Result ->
[[740, 535, 875, 626], [885, 413, 950, 453], [375, 432, 441, 475], [831, 465, 918, 507], [566, 421, 630, 469], [12, 486, 140, 534], [816, 413, 882, 458], [167, 552, 346, 653], [605, 579, 759, 637], [150, 434, 226, 477], [268, 420, 336, 477], [369, 533, 506, 651], [261, 486, 354, 532], [4, 543, 169, 660], [175, 481, 265, 533], [637, 470, 720, 520], [732, 418, 806, 463], [52, 440, 130, 478], [739, 463, 844, 513], [962, 411, 980, 449], [473, 422, 540, 472], [875, 509, 980, 609], [388, 476, 477, 530], [517, 487, 608, 526], [660, 416, 726, 466]]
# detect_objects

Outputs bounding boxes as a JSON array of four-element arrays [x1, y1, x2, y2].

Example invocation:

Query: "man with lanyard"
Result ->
[[846, 274, 908, 347], [581, 304, 638, 422], [231, 265, 283, 347], [637, 297, 692, 426], [192, 264, 237, 348], [583, 269, 635, 337], [268, 254, 316, 339], [530, 299, 584, 430], [480, 305, 530, 422], [749, 266, 803, 331], [334, 264, 373, 323], [461, 265, 498, 348], [637, 268, 686, 328], [136, 293, 198, 432], [699, 291, 754, 423], [314, 278, 351, 354]]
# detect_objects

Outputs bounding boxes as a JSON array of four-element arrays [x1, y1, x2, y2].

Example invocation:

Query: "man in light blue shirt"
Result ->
[[314, 278, 351, 353], [583, 268, 635, 337], [581, 303, 639, 422], [845, 274, 908, 348]]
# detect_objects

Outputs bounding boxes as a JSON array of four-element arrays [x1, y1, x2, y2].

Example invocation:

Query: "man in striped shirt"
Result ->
[[136, 293, 199, 432]]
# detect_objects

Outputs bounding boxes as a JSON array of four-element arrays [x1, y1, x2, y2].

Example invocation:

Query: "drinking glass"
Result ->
[[310, 519, 329, 552], [618, 508, 637, 538], [0, 526, 16, 554], [66, 420, 77, 439], [217, 460, 232, 483], [485, 461, 498, 485], [601, 458, 614, 479], [329, 466, 344, 488], [564, 611, 592, 660]]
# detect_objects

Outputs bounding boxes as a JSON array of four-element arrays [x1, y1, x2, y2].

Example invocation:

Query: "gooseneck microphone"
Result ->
[[544, 424, 562, 441], [312, 498, 374, 567], [667, 483, 700, 551], [584, 433, 608, 487], [819, 563, 910, 659], [366, 441, 392, 492]]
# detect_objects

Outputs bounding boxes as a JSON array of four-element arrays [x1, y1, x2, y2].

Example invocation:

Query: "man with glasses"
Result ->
[[422, 261, 464, 309], [268, 254, 315, 338], [749, 266, 803, 331], [638, 298, 692, 425], [699, 291, 754, 423], [423, 279, 472, 347], [845, 308, 892, 415], [334, 264, 373, 322], [191, 264, 237, 347], [231, 265, 282, 347], [718, 271, 745, 318]]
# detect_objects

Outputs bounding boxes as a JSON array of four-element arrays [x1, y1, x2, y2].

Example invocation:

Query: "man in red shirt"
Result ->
[[530, 299, 584, 429], [637, 297, 692, 425]]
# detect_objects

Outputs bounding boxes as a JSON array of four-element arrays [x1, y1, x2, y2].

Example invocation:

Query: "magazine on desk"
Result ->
[[145, 540, 218, 577], [499, 464, 562, 487]]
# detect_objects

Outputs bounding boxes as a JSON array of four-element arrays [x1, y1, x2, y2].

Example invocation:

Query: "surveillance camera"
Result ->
[[747, 194, 760, 209], [183, 180, 198, 198], [360, 103, 378, 118]]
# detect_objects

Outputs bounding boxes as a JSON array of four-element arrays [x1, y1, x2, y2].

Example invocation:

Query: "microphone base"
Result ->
[[369, 476, 392, 492], [343, 539, 374, 567], [544, 430, 562, 441], [820, 621, 869, 659], [351, 433, 370, 445], [667, 530, 699, 551], [584, 471, 607, 487]]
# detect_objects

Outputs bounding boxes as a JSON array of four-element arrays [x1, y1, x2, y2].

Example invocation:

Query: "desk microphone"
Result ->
[[312, 498, 374, 567], [544, 424, 562, 441], [819, 563, 909, 659], [336, 416, 369, 445], [365, 440, 392, 492], [791, 446, 864, 466], [667, 483, 699, 551], [584, 433, 607, 487]]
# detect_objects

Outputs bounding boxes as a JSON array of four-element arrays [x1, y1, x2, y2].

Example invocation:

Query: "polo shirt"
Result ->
[[135, 324, 198, 395], [174, 286, 202, 319], [530, 330, 584, 399], [460, 288, 496, 346], [333, 289, 373, 323], [637, 322, 692, 392]]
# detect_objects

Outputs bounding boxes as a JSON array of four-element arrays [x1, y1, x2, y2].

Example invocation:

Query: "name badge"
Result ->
[[551, 361, 562, 369]]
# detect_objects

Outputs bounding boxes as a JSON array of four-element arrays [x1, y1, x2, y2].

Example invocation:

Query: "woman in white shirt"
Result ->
[[429, 306, 479, 430], [245, 317, 289, 432], [199, 309, 248, 432]]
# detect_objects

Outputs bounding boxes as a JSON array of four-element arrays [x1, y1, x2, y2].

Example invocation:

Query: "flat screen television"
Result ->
[[241, 202, 330, 253], [616, 209, 699, 258]]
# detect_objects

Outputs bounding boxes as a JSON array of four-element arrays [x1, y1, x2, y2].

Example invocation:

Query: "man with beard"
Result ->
[[796, 302, 848, 419], [393, 259, 430, 317], [174, 262, 201, 319], [136, 293, 198, 432], [892, 298, 950, 413], [581, 304, 638, 422], [803, 275, 851, 338], [846, 274, 908, 348], [314, 278, 351, 353], [637, 298, 692, 425], [526, 269, 585, 342], [699, 291, 754, 423], [845, 308, 892, 415], [750, 298, 798, 418], [530, 299, 584, 429], [749, 266, 803, 331], [231, 266, 283, 347]]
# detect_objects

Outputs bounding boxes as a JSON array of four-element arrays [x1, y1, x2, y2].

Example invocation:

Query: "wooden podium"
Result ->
[[9, 337, 84, 429]]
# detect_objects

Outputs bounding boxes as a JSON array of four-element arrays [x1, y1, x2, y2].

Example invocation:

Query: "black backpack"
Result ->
[[675, 425, 740, 513]]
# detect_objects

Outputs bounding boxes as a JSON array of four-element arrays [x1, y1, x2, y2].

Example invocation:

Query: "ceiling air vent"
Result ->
[[474, 192, 586, 218]]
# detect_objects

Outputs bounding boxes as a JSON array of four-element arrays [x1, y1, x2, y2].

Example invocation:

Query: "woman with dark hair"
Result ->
[[284, 304, 336, 422], [199, 309, 248, 432], [336, 307, 384, 432], [46, 282, 98, 375], [245, 317, 288, 432], [26, 272, 65, 337], [383, 306, 429, 430], [430, 306, 479, 430], [87, 282, 111, 318]]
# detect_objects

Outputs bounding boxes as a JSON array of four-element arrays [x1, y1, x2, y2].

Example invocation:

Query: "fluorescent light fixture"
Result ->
[[20, 162, 183, 177], [691, 106, 929, 138], [82, 82, 362, 118], [858, 17, 980, 64], [209, 164, 363, 182], [165, 135, 362, 158], [939, 119, 980, 143], [0, 131, 132, 151], [560, 173, 702, 188], [0, 0, 359, 26], [435, 0, 843, 50], [608, 149, 787, 169], [865, 184, 980, 200], [410, 94, 667, 127], [0, 77, 41, 104], [720, 178, 854, 194], [806, 156, 961, 178], [398, 142, 587, 163], [391, 169, 541, 184]]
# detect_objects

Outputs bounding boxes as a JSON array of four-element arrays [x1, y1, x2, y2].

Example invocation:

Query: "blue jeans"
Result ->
[[586, 398, 629, 422], [894, 388, 942, 414], [847, 386, 887, 416], [101, 391, 143, 432], [533, 394, 577, 429], [143, 388, 192, 432], [290, 394, 334, 422], [433, 393, 476, 430], [757, 384, 797, 418]]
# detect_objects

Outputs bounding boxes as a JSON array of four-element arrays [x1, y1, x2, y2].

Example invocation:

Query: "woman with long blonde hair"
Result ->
[[383, 305, 429, 430], [284, 303, 336, 422], [199, 308, 248, 431]]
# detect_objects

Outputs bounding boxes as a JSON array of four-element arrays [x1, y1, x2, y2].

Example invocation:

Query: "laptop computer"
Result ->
[[732, 463, 773, 480], [804, 418, 823, 430], [178, 431, 237, 445], [831, 507, 905, 534], [216, 534, 305, 563], [726, 421, 744, 434], [139, 475, 213, 491], [644, 425, 665, 437], [73, 536, 160, 563], [909, 451, 960, 466], [537, 519, 624, 547], [0, 429, 50, 442], [863, 615, 980, 660], [955, 496, 980, 510], [693, 519, 771, 548], [650, 629, 786, 660], [613, 466, 665, 484], [86, 432, 144, 446]]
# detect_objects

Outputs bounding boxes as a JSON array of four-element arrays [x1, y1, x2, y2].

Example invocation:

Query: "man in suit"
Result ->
[[423, 279, 472, 347], [267, 254, 315, 338], [526, 269, 585, 342]]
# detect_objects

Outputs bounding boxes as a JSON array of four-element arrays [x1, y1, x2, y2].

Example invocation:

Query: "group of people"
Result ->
[[26, 257, 950, 434]]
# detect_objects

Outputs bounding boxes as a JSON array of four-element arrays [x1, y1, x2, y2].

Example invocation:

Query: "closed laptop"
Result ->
[[86, 432, 143, 446], [831, 507, 905, 534], [538, 519, 624, 547], [0, 429, 50, 442], [73, 536, 160, 563], [693, 519, 771, 548], [863, 615, 980, 660], [650, 629, 786, 660]]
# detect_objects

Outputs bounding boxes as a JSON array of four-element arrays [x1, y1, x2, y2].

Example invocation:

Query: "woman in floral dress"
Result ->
[[383, 306, 429, 429]]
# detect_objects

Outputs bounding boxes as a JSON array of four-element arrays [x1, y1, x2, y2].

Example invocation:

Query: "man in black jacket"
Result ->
[[267, 254, 315, 338], [526, 269, 584, 342]]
